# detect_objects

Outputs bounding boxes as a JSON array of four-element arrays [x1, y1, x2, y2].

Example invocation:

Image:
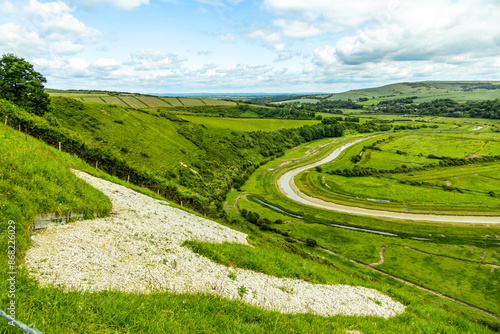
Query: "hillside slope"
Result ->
[[326, 81, 500, 102]]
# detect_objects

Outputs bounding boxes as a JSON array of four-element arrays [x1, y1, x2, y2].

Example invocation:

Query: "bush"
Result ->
[[305, 238, 317, 247]]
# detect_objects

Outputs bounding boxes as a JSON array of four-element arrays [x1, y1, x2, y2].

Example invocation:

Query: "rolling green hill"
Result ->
[[46, 89, 236, 109], [276, 81, 500, 105], [327, 81, 500, 102]]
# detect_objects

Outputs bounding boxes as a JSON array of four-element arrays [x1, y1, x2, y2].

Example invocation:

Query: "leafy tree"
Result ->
[[0, 53, 51, 115]]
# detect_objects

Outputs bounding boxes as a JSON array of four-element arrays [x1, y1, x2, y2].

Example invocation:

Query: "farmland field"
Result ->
[[179, 115, 319, 132], [46, 90, 237, 109], [296, 130, 500, 214]]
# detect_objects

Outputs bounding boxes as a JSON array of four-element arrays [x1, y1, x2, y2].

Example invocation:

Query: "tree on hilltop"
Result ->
[[0, 53, 51, 116]]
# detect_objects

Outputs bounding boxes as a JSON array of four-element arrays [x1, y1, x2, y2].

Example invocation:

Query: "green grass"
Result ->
[[231, 127, 500, 323], [2, 119, 500, 332], [0, 123, 111, 262], [47, 89, 236, 109], [298, 130, 500, 213], [50, 98, 199, 173], [182, 235, 500, 333], [240, 132, 500, 239], [179, 115, 319, 132], [378, 246, 500, 315], [322, 81, 500, 102], [44, 96, 307, 206]]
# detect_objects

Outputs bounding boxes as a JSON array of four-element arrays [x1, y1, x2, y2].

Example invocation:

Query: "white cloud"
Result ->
[[266, 0, 500, 66], [129, 49, 186, 70], [272, 19, 322, 39], [313, 45, 338, 67], [92, 58, 120, 71], [26, 0, 102, 43], [220, 33, 236, 43], [0, 0, 103, 57], [264, 0, 381, 32], [78, 0, 150, 10], [0, 0, 17, 14], [247, 30, 285, 52], [197, 50, 212, 55], [0, 23, 45, 54], [53, 41, 85, 55], [32, 57, 91, 78]]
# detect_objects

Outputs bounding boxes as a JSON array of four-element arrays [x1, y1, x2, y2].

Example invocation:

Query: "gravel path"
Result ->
[[25, 171, 405, 318]]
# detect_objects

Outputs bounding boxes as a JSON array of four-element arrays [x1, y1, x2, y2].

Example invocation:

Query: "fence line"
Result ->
[[0, 310, 44, 334]]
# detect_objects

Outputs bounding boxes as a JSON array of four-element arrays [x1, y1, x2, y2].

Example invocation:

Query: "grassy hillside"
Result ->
[[2, 118, 499, 333], [275, 81, 500, 105], [326, 81, 500, 102], [46, 89, 236, 109]]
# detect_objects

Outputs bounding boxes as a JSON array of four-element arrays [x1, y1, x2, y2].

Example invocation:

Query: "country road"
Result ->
[[277, 136, 500, 224]]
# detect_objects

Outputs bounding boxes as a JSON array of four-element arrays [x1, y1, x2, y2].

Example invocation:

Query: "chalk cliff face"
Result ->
[[26, 170, 405, 319]]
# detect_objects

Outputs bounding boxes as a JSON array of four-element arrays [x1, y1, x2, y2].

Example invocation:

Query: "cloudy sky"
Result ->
[[1, 0, 499, 94]]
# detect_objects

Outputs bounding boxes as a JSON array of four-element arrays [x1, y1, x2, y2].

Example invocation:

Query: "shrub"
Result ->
[[305, 238, 317, 247]]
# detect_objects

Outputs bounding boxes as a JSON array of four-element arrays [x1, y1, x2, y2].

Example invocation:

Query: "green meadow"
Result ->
[[297, 129, 500, 213], [179, 115, 319, 132]]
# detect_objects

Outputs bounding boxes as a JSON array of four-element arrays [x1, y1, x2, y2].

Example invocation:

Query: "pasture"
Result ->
[[298, 130, 500, 213], [46, 89, 236, 109], [179, 115, 319, 132]]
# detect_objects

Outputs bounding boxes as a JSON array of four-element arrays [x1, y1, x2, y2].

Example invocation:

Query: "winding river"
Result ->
[[278, 137, 500, 224]]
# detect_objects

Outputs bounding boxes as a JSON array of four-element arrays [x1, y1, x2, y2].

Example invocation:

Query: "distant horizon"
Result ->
[[46, 79, 500, 97]]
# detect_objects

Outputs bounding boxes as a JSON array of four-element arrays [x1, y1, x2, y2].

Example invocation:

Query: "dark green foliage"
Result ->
[[175, 103, 316, 119], [351, 154, 362, 163], [306, 238, 318, 247], [0, 54, 51, 116], [378, 97, 500, 119]]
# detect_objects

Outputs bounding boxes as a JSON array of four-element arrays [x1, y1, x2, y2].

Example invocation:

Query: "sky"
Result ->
[[1, 0, 499, 94]]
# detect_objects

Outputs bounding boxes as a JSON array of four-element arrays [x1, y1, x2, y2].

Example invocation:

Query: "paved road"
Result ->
[[278, 137, 500, 224]]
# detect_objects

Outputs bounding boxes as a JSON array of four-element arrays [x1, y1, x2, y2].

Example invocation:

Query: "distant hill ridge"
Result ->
[[325, 81, 500, 102]]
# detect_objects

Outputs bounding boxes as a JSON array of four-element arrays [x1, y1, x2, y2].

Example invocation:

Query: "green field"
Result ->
[[46, 89, 236, 109], [297, 129, 500, 214], [324, 81, 500, 102], [179, 115, 319, 131]]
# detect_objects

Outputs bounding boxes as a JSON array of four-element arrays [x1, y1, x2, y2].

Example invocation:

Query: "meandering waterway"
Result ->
[[278, 137, 500, 224]]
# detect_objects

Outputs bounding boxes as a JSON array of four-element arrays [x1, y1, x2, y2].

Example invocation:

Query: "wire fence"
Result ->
[[0, 310, 43, 334]]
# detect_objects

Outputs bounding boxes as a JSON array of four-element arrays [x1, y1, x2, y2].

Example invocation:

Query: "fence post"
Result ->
[[58, 142, 61, 151], [95, 161, 98, 169], [127, 175, 130, 183]]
